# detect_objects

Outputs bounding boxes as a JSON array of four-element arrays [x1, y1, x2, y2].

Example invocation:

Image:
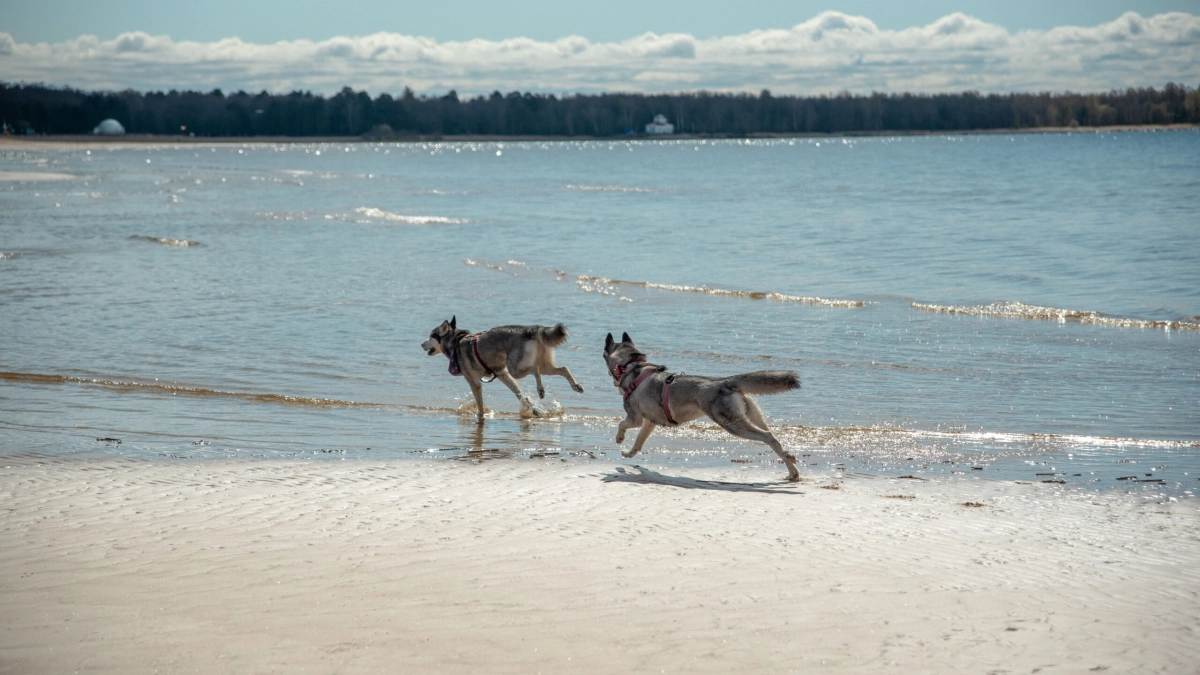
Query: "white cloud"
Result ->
[[1, 11, 1196, 95]]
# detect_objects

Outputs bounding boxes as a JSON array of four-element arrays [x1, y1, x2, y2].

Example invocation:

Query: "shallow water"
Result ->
[[2, 132, 1197, 494]]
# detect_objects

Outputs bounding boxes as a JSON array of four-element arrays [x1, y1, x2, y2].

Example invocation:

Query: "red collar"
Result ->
[[611, 355, 646, 382]]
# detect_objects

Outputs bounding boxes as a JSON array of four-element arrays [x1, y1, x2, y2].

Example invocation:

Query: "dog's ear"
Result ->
[[604, 333, 615, 354], [450, 315, 456, 330], [621, 332, 632, 344]]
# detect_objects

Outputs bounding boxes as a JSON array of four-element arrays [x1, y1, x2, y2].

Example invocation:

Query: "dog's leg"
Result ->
[[534, 368, 545, 399], [494, 370, 538, 416], [743, 395, 769, 430], [712, 409, 799, 482], [624, 420, 657, 458], [545, 365, 585, 393], [469, 381, 486, 425], [615, 414, 641, 444]]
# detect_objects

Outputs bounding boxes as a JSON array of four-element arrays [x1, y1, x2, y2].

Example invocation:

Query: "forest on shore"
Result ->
[[2, 81, 1198, 138]]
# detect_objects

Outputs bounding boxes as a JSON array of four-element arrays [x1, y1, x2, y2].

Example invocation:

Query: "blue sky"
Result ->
[[2, 2, 1198, 95], [7, 0, 1196, 43]]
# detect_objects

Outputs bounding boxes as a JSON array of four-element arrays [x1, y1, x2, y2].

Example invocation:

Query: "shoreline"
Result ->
[[2, 123, 1196, 149], [2, 455, 1197, 673]]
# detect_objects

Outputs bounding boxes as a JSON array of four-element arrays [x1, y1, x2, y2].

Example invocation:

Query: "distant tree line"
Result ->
[[2, 82, 1198, 137]]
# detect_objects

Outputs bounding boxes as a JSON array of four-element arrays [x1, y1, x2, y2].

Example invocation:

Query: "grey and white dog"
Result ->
[[423, 316, 584, 424], [603, 332, 802, 482]]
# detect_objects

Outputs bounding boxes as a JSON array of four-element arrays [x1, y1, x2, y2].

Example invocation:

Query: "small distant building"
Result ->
[[645, 114, 674, 135], [93, 119, 126, 136]]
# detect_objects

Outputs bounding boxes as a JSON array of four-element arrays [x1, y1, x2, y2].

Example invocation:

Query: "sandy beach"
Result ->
[[1, 454, 1196, 674]]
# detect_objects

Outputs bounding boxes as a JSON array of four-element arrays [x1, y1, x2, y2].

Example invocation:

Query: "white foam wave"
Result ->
[[131, 235, 200, 247], [912, 301, 1199, 332], [574, 277, 634, 302], [354, 207, 467, 225], [565, 184, 657, 193], [257, 211, 310, 221], [577, 275, 864, 307], [251, 175, 304, 186], [463, 259, 517, 276]]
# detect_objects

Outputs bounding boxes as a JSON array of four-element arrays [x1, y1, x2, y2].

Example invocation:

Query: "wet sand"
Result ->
[[0, 171, 80, 181], [1, 456, 1197, 674]]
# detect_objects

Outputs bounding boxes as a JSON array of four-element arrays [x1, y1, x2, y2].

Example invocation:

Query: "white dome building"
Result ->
[[645, 114, 674, 134], [93, 119, 126, 135]]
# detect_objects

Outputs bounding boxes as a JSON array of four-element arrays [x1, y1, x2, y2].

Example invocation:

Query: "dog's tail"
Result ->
[[535, 323, 570, 348], [719, 370, 800, 395]]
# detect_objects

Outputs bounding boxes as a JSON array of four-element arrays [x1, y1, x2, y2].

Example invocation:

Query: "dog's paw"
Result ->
[[537, 387, 546, 399], [571, 383, 585, 393], [621, 449, 637, 458], [615, 433, 625, 444]]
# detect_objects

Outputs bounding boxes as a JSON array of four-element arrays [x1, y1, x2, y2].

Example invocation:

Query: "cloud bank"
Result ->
[[2, 11, 1197, 95]]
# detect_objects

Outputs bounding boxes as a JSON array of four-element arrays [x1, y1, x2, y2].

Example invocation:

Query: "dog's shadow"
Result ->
[[602, 465, 803, 495]]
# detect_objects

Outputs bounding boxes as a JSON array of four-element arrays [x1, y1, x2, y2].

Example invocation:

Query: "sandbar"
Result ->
[[0, 171, 79, 181]]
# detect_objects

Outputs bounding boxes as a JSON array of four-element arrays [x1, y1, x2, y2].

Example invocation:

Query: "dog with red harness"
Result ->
[[423, 317, 584, 424], [603, 332, 802, 482]]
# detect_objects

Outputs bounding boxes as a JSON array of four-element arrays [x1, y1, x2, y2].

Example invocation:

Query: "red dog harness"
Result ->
[[450, 332, 496, 382], [469, 333, 497, 382], [661, 373, 679, 425], [623, 368, 656, 401], [615, 355, 682, 426]]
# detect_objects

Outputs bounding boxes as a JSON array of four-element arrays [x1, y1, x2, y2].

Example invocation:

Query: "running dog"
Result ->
[[423, 317, 584, 424], [603, 332, 802, 482]]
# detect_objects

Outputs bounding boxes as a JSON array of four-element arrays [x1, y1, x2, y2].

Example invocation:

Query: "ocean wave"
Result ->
[[912, 301, 1200, 332], [576, 275, 864, 307], [565, 184, 656, 193], [251, 175, 304, 186], [457, 258, 864, 307], [674, 349, 957, 373], [0, 252, 17, 260], [574, 277, 635, 302], [354, 206, 466, 224], [9, 369, 1196, 454], [1, 371, 390, 409], [257, 211, 311, 221], [463, 258, 517, 276], [3, 370, 574, 419], [130, 235, 201, 247]]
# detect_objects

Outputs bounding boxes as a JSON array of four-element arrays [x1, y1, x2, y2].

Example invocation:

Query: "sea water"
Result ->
[[2, 132, 1197, 494]]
